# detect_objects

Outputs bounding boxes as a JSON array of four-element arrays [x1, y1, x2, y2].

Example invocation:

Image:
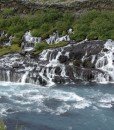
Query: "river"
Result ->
[[0, 82, 114, 130]]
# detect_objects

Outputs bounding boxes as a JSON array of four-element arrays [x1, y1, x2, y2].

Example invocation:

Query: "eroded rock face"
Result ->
[[0, 40, 112, 86], [1, 0, 114, 18]]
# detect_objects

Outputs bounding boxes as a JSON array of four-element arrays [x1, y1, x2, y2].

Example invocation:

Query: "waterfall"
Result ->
[[21, 71, 29, 83], [6, 71, 10, 81], [95, 40, 114, 82], [1, 40, 114, 86]]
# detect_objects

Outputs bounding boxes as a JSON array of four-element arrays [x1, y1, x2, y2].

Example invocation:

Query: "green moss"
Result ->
[[48, 41, 68, 48], [34, 41, 68, 55]]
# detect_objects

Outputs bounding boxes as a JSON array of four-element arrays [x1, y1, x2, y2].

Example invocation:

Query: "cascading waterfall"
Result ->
[[21, 71, 29, 83], [38, 48, 67, 86], [0, 40, 114, 86], [95, 40, 114, 83], [6, 71, 10, 81]]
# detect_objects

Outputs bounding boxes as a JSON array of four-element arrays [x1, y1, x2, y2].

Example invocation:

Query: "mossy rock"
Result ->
[[83, 59, 94, 68]]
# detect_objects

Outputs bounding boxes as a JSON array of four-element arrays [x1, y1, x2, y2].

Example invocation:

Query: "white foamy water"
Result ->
[[95, 40, 114, 83], [0, 82, 114, 118], [0, 82, 91, 117]]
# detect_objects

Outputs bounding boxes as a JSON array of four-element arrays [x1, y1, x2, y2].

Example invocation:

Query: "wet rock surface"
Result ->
[[0, 40, 113, 86]]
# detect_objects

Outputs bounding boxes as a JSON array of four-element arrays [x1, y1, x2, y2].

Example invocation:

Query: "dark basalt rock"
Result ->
[[83, 58, 94, 68], [73, 60, 82, 67], [74, 67, 105, 82], [38, 76, 47, 86], [1, 0, 113, 14], [58, 55, 68, 63], [69, 51, 84, 60], [65, 65, 75, 81], [19, 51, 27, 56], [0, 40, 108, 86], [55, 66, 62, 75], [53, 76, 65, 84], [103, 48, 109, 52]]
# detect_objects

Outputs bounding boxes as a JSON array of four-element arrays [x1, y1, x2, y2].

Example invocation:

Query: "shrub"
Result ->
[[72, 10, 114, 41], [2, 8, 14, 16], [35, 42, 48, 51], [87, 31, 98, 40], [12, 37, 21, 45], [108, 30, 114, 40], [1, 7, 114, 56]]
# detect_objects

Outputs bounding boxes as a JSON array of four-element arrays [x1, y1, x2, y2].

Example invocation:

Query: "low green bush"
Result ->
[[2, 8, 14, 16], [35, 42, 48, 51], [71, 10, 114, 41], [1, 7, 114, 56]]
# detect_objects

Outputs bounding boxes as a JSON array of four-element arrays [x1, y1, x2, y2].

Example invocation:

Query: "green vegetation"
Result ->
[[0, 121, 6, 130], [0, 5, 114, 56], [71, 10, 114, 41], [34, 41, 68, 55], [0, 8, 73, 39], [0, 44, 21, 56]]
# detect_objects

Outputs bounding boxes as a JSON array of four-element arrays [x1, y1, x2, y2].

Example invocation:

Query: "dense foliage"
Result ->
[[0, 7, 114, 55], [0, 8, 74, 41], [71, 10, 114, 41]]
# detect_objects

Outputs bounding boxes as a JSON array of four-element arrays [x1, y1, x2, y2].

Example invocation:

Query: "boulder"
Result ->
[[12, 62, 19, 68]]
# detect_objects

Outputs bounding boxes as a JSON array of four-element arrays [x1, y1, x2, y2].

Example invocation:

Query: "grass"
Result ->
[[33, 41, 68, 55], [0, 44, 21, 56], [0, 3, 114, 56], [0, 121, 6, 130]]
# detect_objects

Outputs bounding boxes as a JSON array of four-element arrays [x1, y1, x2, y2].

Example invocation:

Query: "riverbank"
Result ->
[[0, 0, 114, 86], [0, 4, 114, 56]]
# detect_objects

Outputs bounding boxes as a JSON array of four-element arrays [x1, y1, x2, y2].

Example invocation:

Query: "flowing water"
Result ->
[[1, 40, 114, 85], [0, 82, 114, 130], [1, 40, 114, 129]]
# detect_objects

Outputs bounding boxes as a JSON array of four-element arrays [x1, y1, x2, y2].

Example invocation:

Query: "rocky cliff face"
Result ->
[[1, 0, 114, 13], [0, 40, 113, 86]]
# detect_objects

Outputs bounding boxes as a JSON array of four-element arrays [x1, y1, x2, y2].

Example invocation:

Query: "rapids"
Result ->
[[0, 83, 114, 130]]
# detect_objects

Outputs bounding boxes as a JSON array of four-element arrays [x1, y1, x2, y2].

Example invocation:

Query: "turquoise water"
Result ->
[[0, 82, 114, 130]]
